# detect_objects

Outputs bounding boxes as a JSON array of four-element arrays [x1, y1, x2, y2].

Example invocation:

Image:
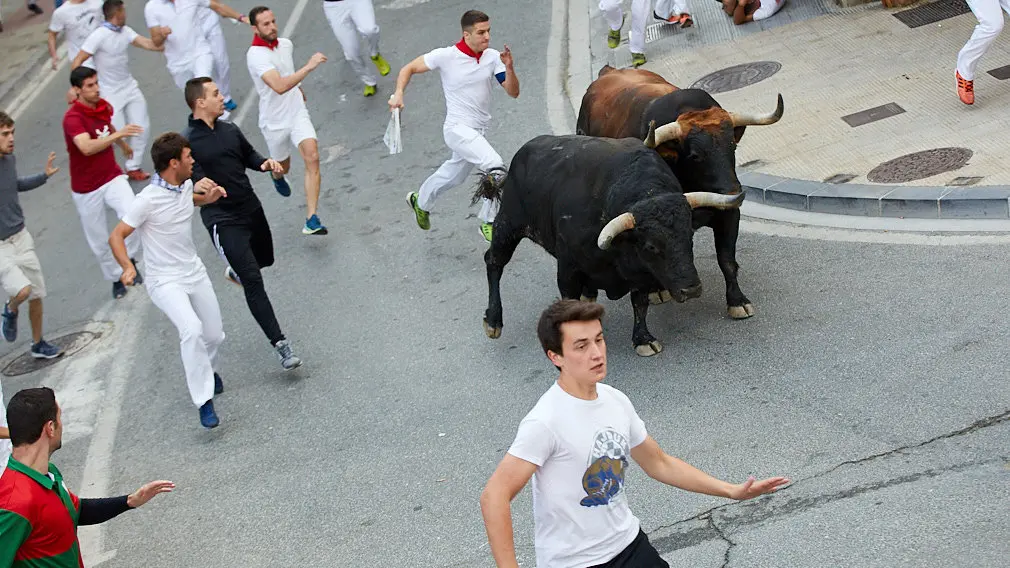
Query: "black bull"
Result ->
[[480, 135, 744, 357]]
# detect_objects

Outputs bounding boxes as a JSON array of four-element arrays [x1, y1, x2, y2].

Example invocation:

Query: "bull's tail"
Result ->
[[471, 166, 508, 206]]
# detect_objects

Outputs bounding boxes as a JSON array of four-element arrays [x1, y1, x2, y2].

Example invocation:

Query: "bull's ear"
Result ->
[[733, 125, 747, 144]]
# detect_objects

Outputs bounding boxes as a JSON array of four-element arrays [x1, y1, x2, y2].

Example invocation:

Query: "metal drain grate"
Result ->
[[842, 103, 906, 128], [893, 0, 970, 29]]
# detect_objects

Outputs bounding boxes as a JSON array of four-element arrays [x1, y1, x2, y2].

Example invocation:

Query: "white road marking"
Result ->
[[8, 44, 68, 121], [381, 0, 433, 9]]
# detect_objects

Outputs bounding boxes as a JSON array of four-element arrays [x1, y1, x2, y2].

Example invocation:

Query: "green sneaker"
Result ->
[[607, 14, 625, 49], [631, 52, 647, 68], [406, 192, 430, 230], [363, 84, 377, 97], [371, 53, 391, 76], [480, 222, 493, 243]]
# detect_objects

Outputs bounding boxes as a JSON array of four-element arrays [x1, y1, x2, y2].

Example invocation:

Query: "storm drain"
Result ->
[[2, 331, 101, 377], [893, 0, 970, 29], [866, 148, 973, 184], [988, 65, 1010, 80], [690, 62, 781, 94]]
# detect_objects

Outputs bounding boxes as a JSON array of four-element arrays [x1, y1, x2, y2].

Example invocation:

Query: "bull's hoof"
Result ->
[[648, 290, 673, 305], [727, 303, 756, 319], [483, 319, 502, 339], [580, 295, 598, 303], [634, 341, 663, 357]]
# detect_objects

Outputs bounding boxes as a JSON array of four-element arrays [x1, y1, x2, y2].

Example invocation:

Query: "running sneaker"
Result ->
[[214, 373, 224, 394], [653, 11, 676, 23], [272, 175, 291, 197], [2, 303, 17, 343], [273, 339, 302, 371], [225, 266, 243, 286], [405, 192, 430, 230], [126, 169, 151, 181], [480, 222, 493, 243], [112, 281, 127, 299], [30, 339, 63, 360], [199, 399, 219, 428], [679, 13, 694, 28], [956, 71, 974, 105], [631, 52, 647, 68], [223, 99, 238, 112], [303, 214, 329, 235], [363, 84, 377, 97], [607, 14, 625, 49], [371, 53, 391, 76], [130, 258, 144, 285]]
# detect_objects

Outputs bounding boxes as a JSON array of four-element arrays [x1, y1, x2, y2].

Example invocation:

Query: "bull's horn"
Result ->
[[597, 212, 636, 250], [652, 122, 685, 146], [644, 120, 657, 148], [728, 93, 784, 127], [684, 191, 745, 210]]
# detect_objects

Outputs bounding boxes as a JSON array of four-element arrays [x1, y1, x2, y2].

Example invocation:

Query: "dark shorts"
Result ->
[[590, 529, 669, 568]]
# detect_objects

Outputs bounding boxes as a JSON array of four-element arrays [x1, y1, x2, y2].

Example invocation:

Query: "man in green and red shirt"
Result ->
[[0, 387, 174, 567]]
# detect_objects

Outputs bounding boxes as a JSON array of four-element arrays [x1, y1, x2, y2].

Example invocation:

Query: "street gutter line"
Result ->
[[8, 43, 68, 121]]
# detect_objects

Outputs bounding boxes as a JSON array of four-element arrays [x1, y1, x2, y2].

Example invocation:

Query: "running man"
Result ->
[[481, 299, 790, 567], [73, 0, 164, 181], [110, 133, 228, 428], [182, 77, 303, 370], [47, 0, 102, 71], [198, 2, 245, 111], [390, 9, 519, 243], [721, 0, 785, 25], [62, 66, 144, 299], [0, 111, 64, 360], [956, 0, 1010, 105], [247, 6, 328, 235], [322, 0, 391, 97]]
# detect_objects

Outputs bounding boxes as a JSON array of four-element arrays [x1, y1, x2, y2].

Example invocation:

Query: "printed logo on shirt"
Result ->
[[579, 427, 630, 508], [95, 125, 111, 139]]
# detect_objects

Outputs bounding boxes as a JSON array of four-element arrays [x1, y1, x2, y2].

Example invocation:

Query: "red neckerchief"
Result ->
[[252, 34, 278, 50], [73, 98, 113, 123], [455, 38, 482, 62]]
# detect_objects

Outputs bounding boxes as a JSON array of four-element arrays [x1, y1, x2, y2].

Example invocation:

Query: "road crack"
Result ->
[[707, 514, 735, 568]]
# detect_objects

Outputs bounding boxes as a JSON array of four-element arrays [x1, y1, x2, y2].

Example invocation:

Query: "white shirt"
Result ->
[[198, 4, 221, 35], [121, 178, 206, 288], [49, 0, 103, 65], [423, 44, 507, 130], [247, 39, 307, 131], [144, 0, 213, 73], [507, 382, 648, 568], [79, 25, 140, 93]]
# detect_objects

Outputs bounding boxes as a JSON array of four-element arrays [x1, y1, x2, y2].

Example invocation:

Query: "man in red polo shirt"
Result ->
[[0, 387, 174, 567], [62, 66, 145, 300]]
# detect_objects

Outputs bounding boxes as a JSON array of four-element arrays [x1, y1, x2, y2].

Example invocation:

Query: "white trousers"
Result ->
[[654, 0, 689, 19], [71, 175, 140, 281], [600, 0, 651, 54], [169, 51, 215, 90], [104, 83, 149, 171], [957, 0, 1010, 80], [323, 0, 380, 86], [205, 24, 233, 101], [418, 123, 503, 223], [148, 270, 224, 408]]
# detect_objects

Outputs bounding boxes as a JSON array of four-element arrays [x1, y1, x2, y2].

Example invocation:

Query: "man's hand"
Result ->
[[51, 56, 60, 71], [388, 92, 404, 111], [194, 177, 220, 194], [120, 265, 137, 286], [118, 124, 144, 139], [202, 184, 227, 204], [306, 52, 328, 70], [260, 159, 284, 175], [726, 476, 790, 500], [121, 144, 134, 160], [161, 26, 172, 37], [500, 44, 513, 68], [44, 152, 59, 177], [126, 480, 175, 508]]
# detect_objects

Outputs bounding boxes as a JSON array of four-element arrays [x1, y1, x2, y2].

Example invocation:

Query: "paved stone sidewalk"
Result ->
[[0, 0, 57, 108]]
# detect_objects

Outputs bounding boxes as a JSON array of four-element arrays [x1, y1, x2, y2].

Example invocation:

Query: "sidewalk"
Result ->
[[584, 0, 1010, 219], [0, 0, 57, 108]]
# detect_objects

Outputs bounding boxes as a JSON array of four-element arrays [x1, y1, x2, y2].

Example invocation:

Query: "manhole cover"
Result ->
[[866, 148, 973, 184], [690, 62, 782, 94], [2, 331, 101, 377]]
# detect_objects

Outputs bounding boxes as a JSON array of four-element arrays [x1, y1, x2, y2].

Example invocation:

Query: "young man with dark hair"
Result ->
[[181, 77, 303, 371], [390, 9, 519, 243], [47, 0, 102, 71], [109, 132, 229, 428], [246, 6, 329, 235], [62, 66, 145, 299], [0, 387, 174, 564], [0, 111, 63, 361], [321, 0, 391, 97], [480, 299, 790, 567]]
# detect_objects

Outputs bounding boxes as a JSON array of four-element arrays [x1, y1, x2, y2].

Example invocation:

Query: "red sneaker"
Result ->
[[127, 169, 150, 181], [956, 71, 974, 105], [679, 13, 693, 28]]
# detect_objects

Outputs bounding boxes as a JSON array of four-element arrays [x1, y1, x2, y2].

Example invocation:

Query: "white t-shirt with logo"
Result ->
[[121, 180, 207, 288], [80, 25, 140, 93], [422, 44, 507, 130], [49, 0, 103, 66], [144, 0, 213, 73], [507, 382, 648, 568], [246, 39, 307, 131]]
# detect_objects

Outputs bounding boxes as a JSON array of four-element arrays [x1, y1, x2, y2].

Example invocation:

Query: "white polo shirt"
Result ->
[[247, 38, 307, 131], [49, 0, 104, 67], [423, 43, 507, 130], [121, 177, 206, 288], [144, 0, 213, 73], [79, 24, 140, 93]]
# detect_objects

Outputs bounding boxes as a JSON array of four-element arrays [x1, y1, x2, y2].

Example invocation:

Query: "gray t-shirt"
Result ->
[[0, 154, 48, 241]]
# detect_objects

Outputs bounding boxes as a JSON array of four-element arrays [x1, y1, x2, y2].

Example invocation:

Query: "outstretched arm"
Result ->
[[259, 52, 327, 95], [71, 48, 92, 70], [388, 54, 431, 110], [17, 152, 58, 192], [208, 0, 246, 22], [131, 35, 164, 52]]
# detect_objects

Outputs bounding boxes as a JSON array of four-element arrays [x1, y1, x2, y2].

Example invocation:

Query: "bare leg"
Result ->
[[7, 286, 31, 313], [28, 298, 43, 344], [298, 138, 321, 218]]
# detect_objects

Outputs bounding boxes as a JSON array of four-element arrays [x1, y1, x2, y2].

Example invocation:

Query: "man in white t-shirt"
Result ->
[[198, 4, 245, 111], [389, 9, 519, 243], [73, 0, 164, 181], [321, 0, 391, 97], [246, 6, 328, 236], [481, 299, 790, 567], [47, 0, 103, 70], [109, 132, 228, 429]]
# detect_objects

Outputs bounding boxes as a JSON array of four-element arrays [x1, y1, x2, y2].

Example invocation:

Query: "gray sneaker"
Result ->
[[273, 339, 302, 370]]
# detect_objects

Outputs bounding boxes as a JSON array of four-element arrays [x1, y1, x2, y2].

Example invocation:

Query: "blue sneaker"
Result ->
[[2, 303, 18, 343], [223, 99, 237, 112], [30, 339, 63, 360], [199, 399, 219, 428], [302, 214, 328, 235], [214, 373, 224, 394], [272, 175, 291, 197]]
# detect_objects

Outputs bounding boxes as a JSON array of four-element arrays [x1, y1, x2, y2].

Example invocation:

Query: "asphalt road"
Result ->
[[1, 0, 1008, 566]]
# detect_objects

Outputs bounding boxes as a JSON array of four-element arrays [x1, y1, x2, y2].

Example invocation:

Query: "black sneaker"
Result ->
[[27, 3, 43, 15], [214, 373, 224, 394], [131, 258, 144, 285], [199, 399, 219, 428]]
